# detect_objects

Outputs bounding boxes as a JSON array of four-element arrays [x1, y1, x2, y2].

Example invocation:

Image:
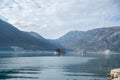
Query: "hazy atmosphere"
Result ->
[[0, 0, 120, 39], [1, 1, 120, 80]]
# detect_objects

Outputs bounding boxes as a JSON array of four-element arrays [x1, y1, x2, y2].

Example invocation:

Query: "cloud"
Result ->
[[0, 0, 120, 39]]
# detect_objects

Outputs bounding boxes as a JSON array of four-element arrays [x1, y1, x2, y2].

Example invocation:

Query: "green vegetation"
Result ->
[[55, 48, 66, 56]]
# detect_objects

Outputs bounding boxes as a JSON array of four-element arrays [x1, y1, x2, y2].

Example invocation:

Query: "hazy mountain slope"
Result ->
[[0, 19, 57, 51], [28, 31, 45, 40], [28, 32, 63, 49], [57, 27, 120, 51]]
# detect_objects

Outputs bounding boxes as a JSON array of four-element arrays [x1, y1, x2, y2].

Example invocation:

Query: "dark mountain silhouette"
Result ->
[[0, 19, 58, 51]]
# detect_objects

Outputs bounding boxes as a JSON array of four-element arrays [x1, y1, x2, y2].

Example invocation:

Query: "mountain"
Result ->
[[28, 31, 64, 49], [0, 19, 58, 51], [28, 31, 45, 40], [56, 27, 120, 52]]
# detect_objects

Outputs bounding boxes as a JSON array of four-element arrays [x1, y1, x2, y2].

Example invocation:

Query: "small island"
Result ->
[[54, 48, 66, 56]]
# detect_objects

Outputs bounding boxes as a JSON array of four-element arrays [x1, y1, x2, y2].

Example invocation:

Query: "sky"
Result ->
[[0, 0, 120, 39]]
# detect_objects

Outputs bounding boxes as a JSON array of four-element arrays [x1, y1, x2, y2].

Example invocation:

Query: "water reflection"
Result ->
[[0, 54, 120, 80], [63, 54, 120, 80], [0, 66, 41, 79]]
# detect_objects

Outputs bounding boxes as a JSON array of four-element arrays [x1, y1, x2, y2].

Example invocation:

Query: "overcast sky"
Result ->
[[0, 0, 120, 39]]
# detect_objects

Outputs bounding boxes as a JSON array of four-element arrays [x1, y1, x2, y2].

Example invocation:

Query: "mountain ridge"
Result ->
[[56, 26, 120, 52], [0, 19, 58, 51]]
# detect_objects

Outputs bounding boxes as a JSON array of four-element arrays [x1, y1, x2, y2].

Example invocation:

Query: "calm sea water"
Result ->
[[0, 56, 113, 80]]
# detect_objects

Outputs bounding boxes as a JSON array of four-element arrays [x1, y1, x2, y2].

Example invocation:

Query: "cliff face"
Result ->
[[57, 27, 120, 51]]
